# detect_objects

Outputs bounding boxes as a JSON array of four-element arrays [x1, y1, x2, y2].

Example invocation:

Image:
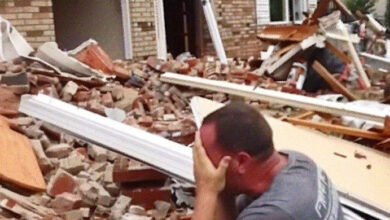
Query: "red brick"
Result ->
[[39, 6, 52, 13], [26, 30, 44, 37], [14, 0, 31, 7], [47, 170, 77, 197], [121, 182, 172, 210], [73, 44, 113, 74], [113, 159, 168, 183]]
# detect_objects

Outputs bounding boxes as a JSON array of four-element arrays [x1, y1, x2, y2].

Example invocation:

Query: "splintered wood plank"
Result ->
[[0, 116, 45, 191], [325, 41, 351, 64], [284, 117, 388, 140], [312, 61, 357, 101]]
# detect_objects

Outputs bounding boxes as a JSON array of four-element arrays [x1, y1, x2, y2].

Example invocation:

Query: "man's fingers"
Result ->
[[216, 156, 231, 175]]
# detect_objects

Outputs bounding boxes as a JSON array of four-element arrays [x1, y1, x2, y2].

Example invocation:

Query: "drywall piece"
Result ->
[[19, 94, 194, 183], [0, 16, 34, 61], [160, 73, 387, 123], [36, 42, 104, 78], [202, 0, 227, 64], [360, 52, 390, 71], [67, 39, 98, 56], [0, 116, 46, 191], [190, 96, 390, 220]]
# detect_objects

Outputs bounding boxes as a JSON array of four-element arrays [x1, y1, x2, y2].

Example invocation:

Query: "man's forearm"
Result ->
[[193, 190, 219, 220]]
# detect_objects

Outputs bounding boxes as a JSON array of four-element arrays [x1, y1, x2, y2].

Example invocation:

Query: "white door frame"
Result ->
[[153, 0, 227, 64]]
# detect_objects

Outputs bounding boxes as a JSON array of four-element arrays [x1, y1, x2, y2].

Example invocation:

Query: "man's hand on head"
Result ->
[[193, 131, 231, 195]]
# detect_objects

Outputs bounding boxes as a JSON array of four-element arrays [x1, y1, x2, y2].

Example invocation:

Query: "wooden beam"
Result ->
[[306, 0, 332, 24], [312, 61, 357, 101], [285, 117, 389, 141], [332, 0, 354, 19], [293, 111, 315, 120], [336, 21, 371, 88], [160, 72, 386, 123], [325, 41, 351, 64]]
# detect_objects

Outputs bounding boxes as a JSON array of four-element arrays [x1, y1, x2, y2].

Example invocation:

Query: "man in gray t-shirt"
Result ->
[[237, 151, 343, 220], [192, 102, 343, 220]]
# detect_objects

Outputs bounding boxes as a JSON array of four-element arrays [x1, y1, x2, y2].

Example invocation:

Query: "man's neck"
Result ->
[[246, 151, 288, 196]]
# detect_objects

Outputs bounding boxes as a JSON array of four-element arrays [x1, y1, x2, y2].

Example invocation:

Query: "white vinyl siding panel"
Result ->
[[256, 0, 270, 24]]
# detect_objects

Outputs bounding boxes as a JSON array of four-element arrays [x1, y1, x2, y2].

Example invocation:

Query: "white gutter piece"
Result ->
[[201, 0, 228, 64], [160, 72, 387, 123], [0, 16, 33, 61], [19, 94, 194, 184]]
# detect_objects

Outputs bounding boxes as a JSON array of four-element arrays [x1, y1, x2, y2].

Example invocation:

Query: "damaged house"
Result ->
[[1, 0, 317, 60]]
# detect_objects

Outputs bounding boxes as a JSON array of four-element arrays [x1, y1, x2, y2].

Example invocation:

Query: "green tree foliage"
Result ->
[[345, 0, 378, 14]]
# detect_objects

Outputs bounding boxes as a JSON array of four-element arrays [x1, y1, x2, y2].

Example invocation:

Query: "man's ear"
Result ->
[[236, 152, 252, 174]]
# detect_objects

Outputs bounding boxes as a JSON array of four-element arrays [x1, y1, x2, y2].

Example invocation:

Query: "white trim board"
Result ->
[[19, 94, 194, 183], [154, 0, 167, 61], [160, 73, 388, 123], [201, 0, 227, 64], [121, 0, 133, 59]]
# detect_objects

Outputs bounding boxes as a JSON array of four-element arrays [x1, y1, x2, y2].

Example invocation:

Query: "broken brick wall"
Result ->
[[0, 0, 55, 48], [129, 0, 157, 59], [201, 0, 261, 58]]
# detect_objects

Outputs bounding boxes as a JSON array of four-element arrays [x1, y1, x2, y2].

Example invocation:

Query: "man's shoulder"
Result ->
[[237, 150, 344, 220], [238, 204, 293, 220]]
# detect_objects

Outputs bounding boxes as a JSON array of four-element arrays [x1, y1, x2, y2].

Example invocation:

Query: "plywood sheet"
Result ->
[[191, 97, 390, 212], [0, 116, 45, 191], [258, 25, 318, 42]]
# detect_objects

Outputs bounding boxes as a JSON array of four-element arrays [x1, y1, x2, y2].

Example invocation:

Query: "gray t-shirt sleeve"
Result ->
[[238, 205, 293, 220]]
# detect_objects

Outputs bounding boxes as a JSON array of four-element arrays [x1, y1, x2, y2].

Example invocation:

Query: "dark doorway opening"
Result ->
[[163, 0, 202, 58], [52, 0, 125, 59]]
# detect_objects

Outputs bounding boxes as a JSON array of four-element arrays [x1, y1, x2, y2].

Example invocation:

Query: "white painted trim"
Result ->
[[19, 94, 194, 183], [160, 73, 388, 123], [202, 0, 228, 64], [121, 0, 133, 59], [154, 0, 167, 61], [284, 0, 289, 22]]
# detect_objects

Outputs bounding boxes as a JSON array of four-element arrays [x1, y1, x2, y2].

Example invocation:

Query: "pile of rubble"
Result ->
[[1, 1, 390, 219]]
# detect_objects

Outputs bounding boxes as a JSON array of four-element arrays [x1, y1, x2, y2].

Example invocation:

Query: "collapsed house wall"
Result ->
[[0, 0, 55, 48]]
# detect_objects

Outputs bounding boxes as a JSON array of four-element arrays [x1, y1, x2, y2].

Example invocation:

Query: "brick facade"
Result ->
[[0, 0, 55, 48], [201, 0, 261, 58], [0, 0, 288, 59], [129, 0, 157, 59]]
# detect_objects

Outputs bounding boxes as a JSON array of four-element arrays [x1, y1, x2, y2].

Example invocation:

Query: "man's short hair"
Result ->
[[202, 101, 274, 159]]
